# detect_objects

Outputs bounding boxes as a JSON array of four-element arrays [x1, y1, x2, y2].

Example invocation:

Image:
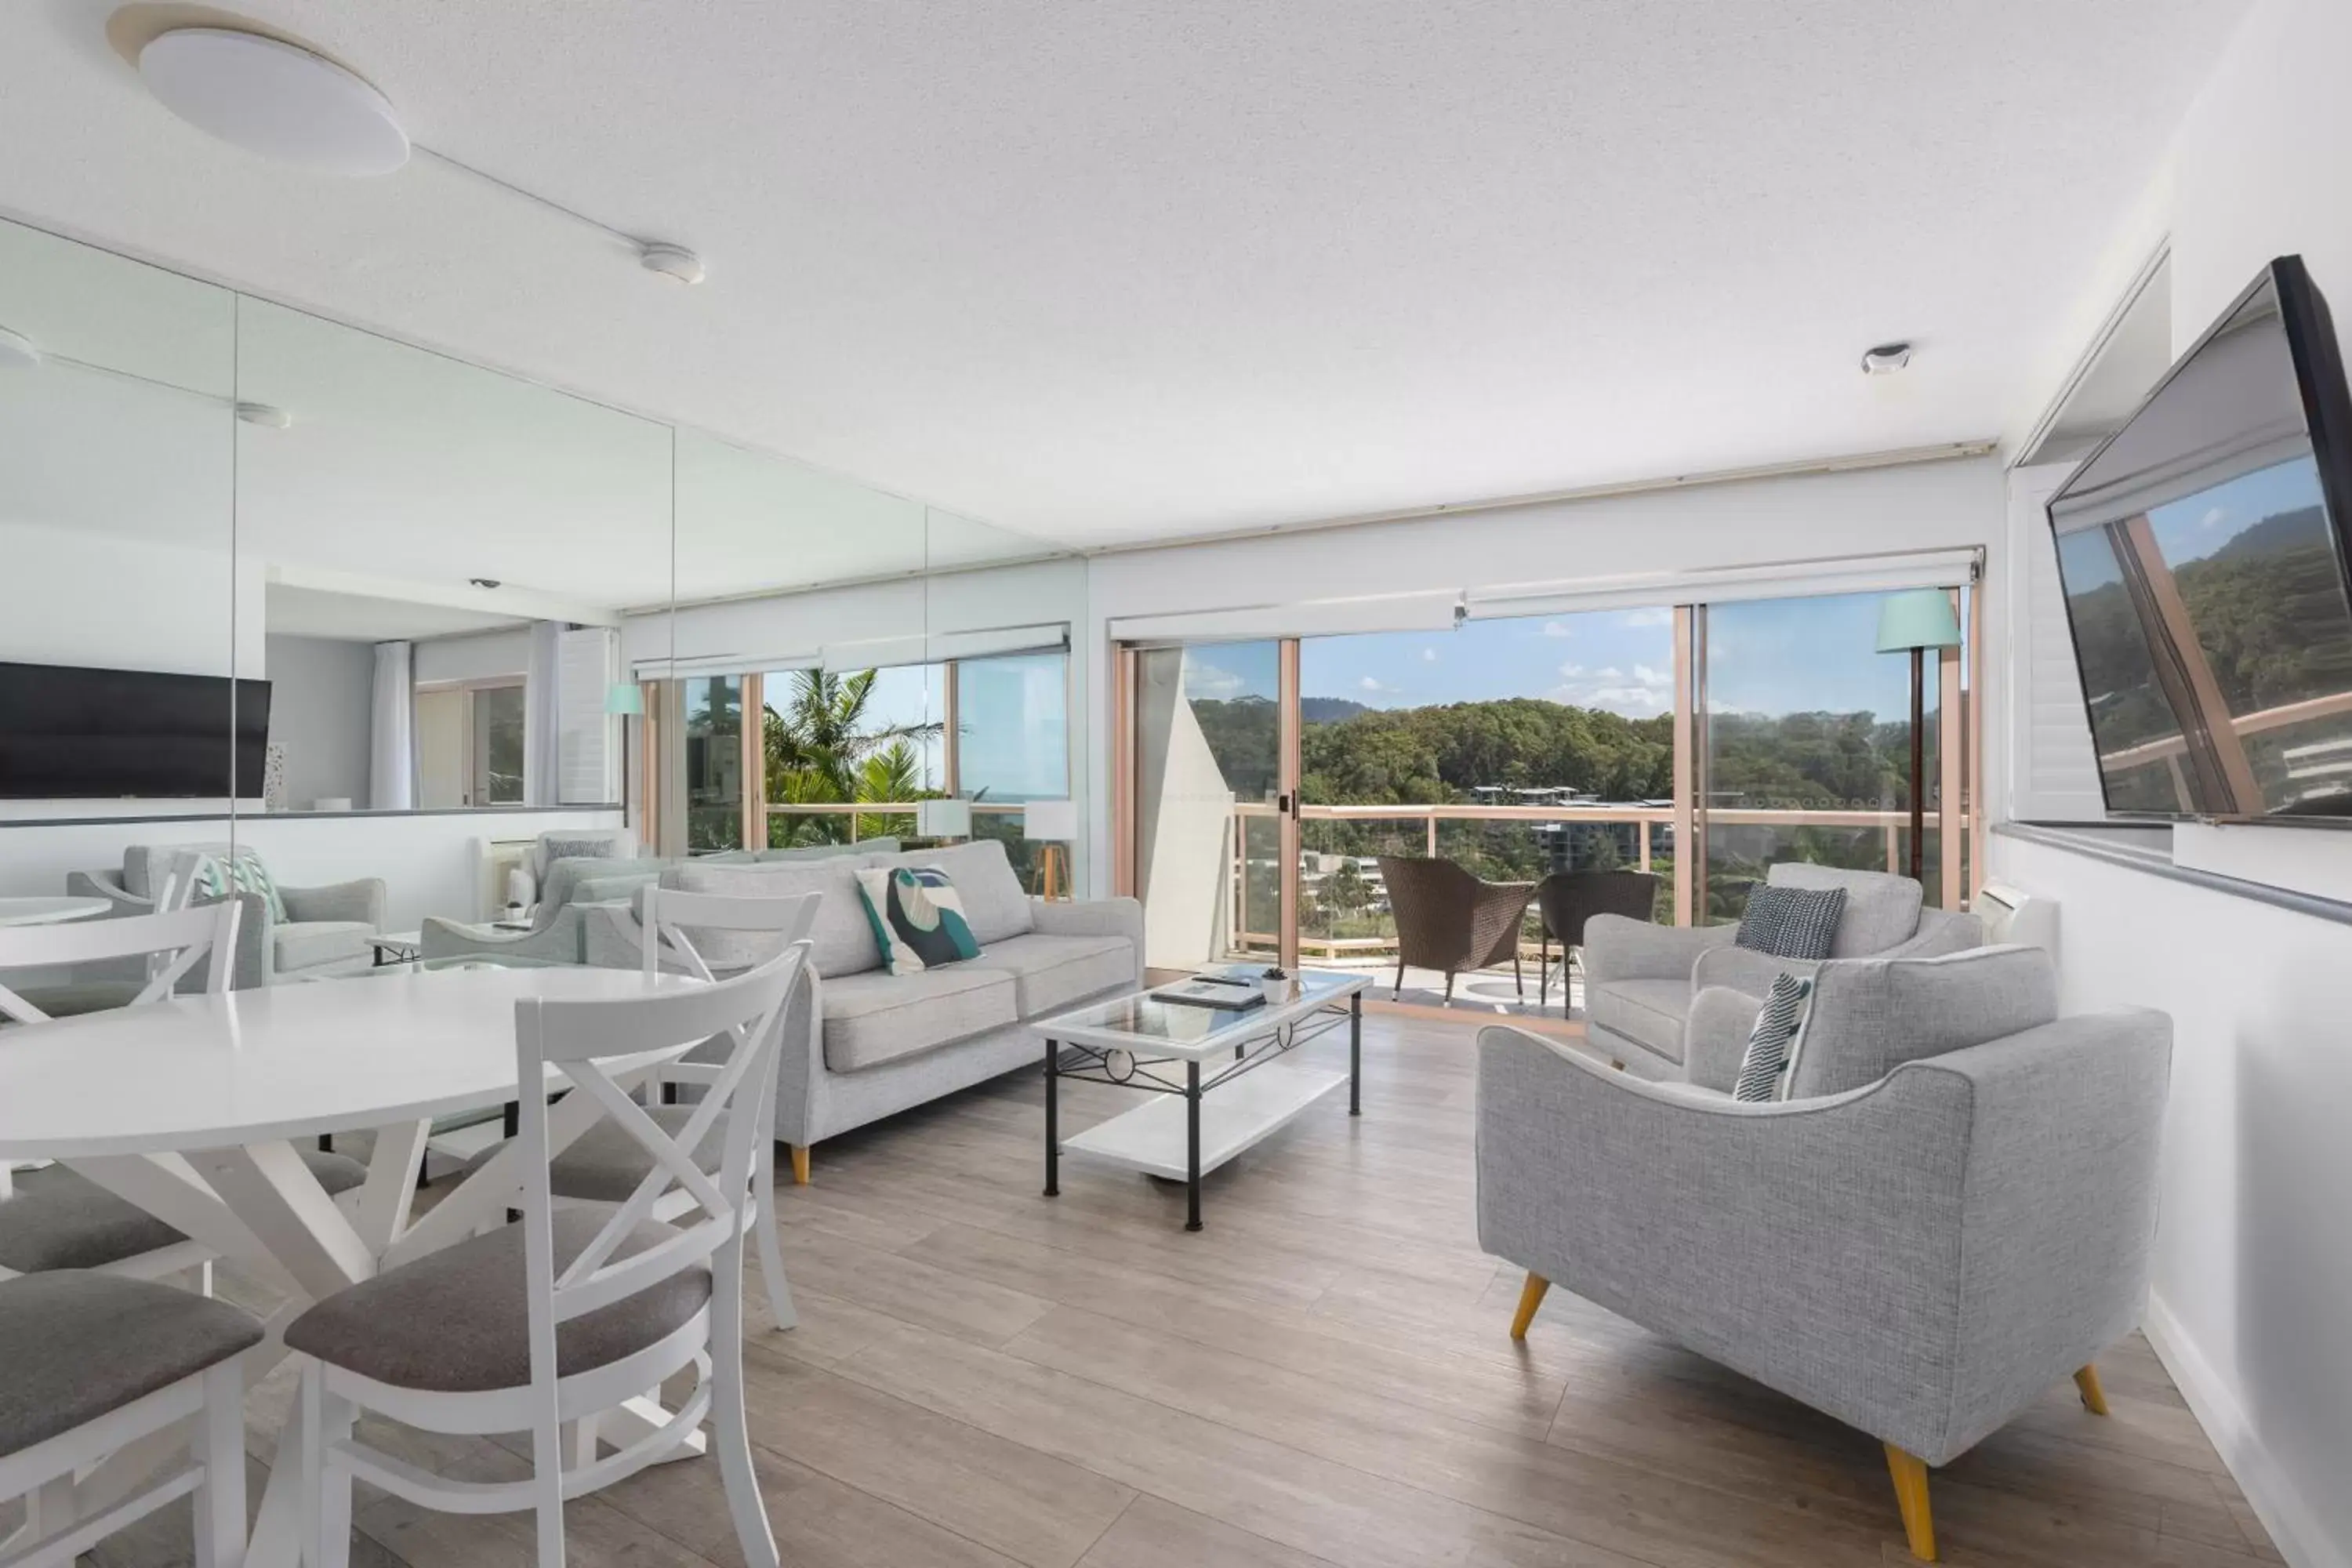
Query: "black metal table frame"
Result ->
[[1043, 990, 1362, 1232]]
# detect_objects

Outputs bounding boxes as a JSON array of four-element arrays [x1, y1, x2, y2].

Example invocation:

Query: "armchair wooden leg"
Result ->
[[789, 1145, 811, 1185], [1885, 1444, 1936, 1562], [2073, 1365, 2109, 1415], [1508, 1272, 1550, 1339]]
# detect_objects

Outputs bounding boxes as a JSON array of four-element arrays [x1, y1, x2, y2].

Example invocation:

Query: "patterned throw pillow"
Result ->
[[1733, 884, 1846, 961], [540, 835, 622, 866], [1733, 973, 1814, 1102], [852, 866, 983, 975], [194, 851, 287, 923]]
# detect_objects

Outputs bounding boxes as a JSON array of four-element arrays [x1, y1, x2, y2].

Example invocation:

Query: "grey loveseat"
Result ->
[[68, 843, 383, 986], [589, 837, 1141, 1181], [1582, 862, 1981, 1078], [1476, 945, 2172, 1561]]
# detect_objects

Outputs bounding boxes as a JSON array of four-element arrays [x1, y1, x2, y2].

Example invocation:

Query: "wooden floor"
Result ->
[[88, 1012, 2277, 1567]]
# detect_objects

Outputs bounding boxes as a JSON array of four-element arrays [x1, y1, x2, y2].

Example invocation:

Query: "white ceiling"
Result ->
[[0, 0, 2251, 547]]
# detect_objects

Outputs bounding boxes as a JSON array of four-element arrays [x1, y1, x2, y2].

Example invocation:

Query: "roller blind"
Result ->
[[1108, 590, 1461, 646], [1462, 547, 1980, 622]]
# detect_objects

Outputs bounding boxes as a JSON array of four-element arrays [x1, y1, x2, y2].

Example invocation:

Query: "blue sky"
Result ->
[[2145, 455, 2324, 568], [1181, 593, 1931, 721]]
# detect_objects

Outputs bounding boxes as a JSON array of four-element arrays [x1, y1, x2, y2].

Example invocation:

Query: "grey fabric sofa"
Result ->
[[67, 844, 383, 986], [589, 837, 1141, 1181], [1581, 862, 1981, 1079], [1476, 945, 2172, 1561], [420, 835, 898, 965]]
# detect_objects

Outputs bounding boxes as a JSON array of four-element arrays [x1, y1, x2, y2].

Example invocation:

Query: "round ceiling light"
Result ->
[[1860, 341, 1915, 376], [638, 242, 706, 285], [234, 401, 292, 428], [139, 27, 409, 176], [0, 326, 40, 369]]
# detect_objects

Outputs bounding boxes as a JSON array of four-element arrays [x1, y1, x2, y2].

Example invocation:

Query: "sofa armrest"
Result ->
[[281, 878, 386, 929], [1689, 942, 1818, 999], [1882, 906, 1984, 960], [66, 868, 151, 916], [1580, 915, 1735, 983], [419, 909, 586, 965], [1684, 985, 1769, 1094], [1029, 897, 1145, 989]]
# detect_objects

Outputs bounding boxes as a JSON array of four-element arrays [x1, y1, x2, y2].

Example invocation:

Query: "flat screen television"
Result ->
[[2048, 255, 2352, 821], [0, 661, 271, 800]]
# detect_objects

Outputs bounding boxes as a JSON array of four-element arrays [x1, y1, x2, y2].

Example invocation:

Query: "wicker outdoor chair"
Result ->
[[1534, 869, 1662, 1018], [1375, 856, 1537, 1003]]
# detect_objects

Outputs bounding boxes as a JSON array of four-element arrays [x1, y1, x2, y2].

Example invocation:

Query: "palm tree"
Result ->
[[764, 668, 946, 844]]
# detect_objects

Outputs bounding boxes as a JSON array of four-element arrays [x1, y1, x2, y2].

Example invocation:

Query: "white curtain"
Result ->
[[524, 619, 563, 807], [368, 641, 415, 811]]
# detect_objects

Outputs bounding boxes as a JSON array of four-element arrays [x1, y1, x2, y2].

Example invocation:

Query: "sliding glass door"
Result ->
[[1131, 641, 1290, 972]]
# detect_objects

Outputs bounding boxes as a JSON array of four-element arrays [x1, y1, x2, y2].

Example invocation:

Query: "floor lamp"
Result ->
[[1875, 590, 1962, 884], [1023, 799, 1077, 900]]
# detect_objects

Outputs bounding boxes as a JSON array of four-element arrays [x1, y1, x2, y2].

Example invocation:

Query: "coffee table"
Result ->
[[1033, 971, 1368, 1231]]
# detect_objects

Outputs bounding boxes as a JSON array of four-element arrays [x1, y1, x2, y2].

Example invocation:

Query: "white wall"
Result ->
[[0, 520, 262, 680], [1083, 454, 2007, 890], [264, 633, 374, 811], [1994, 3, 2352, 1563]]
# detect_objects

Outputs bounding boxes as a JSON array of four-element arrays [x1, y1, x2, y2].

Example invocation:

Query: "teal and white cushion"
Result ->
[[852, 866, 983, 975], [1732, 972, 1813, 1103], [194, 851, 287, 923]]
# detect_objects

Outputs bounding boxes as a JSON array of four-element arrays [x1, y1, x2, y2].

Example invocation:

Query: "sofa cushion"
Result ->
[[971, 933, 1135, 1018], [854, 866, 983, 975], [885, 839, 1033, 945], [820, 967, 1018, 1073], [274, 920, 376, 974], [1734, 884, 1846, 961], [673, 857, 879, 976], [1766, 862, 1922, 958], [1786, 944, 2060, 1099], [1585, 977, 1690, 1065], [531, 829, 637, 879], [755, 837, 895, 862]]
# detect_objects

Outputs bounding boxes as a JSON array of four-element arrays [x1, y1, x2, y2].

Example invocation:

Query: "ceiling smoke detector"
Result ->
[[234, 401, 292, 428], [469, 577, 502, 590], [637, 242, 706, 285], [1860, 341, 1915, 376]]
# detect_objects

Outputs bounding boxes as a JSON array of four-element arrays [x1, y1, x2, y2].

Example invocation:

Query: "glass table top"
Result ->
[[1044, 970, 1361, 1047]]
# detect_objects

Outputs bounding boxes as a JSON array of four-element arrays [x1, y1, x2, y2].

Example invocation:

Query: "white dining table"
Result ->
[[0, 895, 110, 926], [0, 962, 707, 1568]]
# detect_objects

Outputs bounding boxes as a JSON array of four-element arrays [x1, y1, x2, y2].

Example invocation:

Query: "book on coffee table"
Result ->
[[1151, 978, 1268, 1011]]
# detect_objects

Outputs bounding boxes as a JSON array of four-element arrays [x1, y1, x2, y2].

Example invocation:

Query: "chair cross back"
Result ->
[[640, 886, 822, 983], [0, 902, 241, 1024], [513, 940, 808, 1334]]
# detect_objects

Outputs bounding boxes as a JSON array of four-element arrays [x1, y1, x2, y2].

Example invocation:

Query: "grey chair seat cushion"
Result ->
[[821, 967, 1018, 1073], [1585, 978, 1692, 1064], [0, 1151, 367, 1273], [0, 980, 147, 1020], [274, 920, 376, 973], [284, 1211, 711, 1392], [0, 1271, 264, 1456], [459, 1105, 730, 1204], [971, 933, 1135, 1017]]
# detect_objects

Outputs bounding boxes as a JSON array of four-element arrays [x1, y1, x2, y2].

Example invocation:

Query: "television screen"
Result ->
[[2048, 256, 2352, 820], [0, 662, 270, 799]]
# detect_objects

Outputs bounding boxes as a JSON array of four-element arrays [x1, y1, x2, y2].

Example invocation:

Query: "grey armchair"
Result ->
[[67, 844, 383, 986], [1477, 944, 2172, 1562], [1581, 862, 1981, 1078]]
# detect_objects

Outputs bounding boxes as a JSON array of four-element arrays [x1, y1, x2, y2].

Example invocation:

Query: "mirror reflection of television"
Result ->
[[0, 662, 271, 799], [2048, 256, 2352, 822]]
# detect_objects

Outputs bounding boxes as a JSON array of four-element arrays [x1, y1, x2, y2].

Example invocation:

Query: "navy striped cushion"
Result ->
[[1733, 973, 1813, 1103]]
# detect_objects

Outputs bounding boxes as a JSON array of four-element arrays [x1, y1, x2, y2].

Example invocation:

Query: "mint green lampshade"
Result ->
[[604, 682, 645, 717], [1875, 589, 1962, 653]]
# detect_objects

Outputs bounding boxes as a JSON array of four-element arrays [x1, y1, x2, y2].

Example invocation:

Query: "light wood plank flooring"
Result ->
[[82, 1012, 2275, 1567]]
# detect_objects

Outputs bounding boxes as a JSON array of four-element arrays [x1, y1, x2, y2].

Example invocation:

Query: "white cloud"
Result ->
[[1421, 647, 1439, 662], [1617, 608, 1673, 629], [1557, 662, 1584, 678], [1632, 663, 1670, 685], [1359, 676, 1399, 695], [1542, 620, 1574, 638], [2201, 506, 2229, 529], [1596, 666, 1625, 681], [1185, 661, 1246, 699]]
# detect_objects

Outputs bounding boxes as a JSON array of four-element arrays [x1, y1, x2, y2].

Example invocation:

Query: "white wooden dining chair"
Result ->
[[289, 940, 807, 1568], [0, 1270, 260, 1568], [0, 902, 368, 1280]]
